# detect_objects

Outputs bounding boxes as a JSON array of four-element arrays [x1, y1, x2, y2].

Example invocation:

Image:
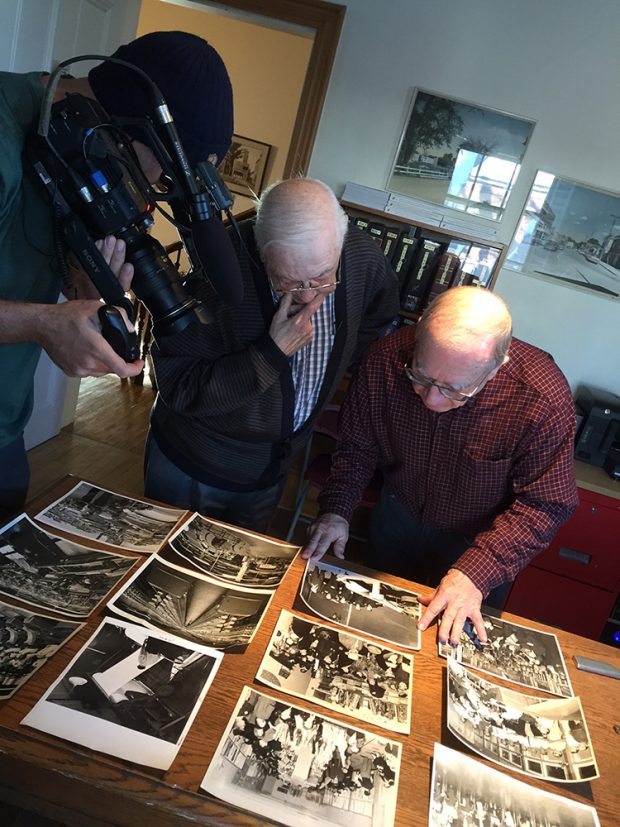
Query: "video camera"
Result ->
[[26, 54, 242, 361]]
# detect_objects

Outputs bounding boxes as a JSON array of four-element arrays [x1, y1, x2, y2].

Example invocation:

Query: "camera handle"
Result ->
[[97, 306, 140, 363]]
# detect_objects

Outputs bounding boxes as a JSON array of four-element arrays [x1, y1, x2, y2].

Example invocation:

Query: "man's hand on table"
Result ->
[[417, 568, 487, 646], [301, 513, 349, 562]]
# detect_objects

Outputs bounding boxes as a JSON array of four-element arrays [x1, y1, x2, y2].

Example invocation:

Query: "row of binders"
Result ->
[[350, 212, 484, 315]]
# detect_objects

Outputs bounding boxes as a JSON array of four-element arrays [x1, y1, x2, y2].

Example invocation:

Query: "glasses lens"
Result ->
[[405, 364, 468, 401]]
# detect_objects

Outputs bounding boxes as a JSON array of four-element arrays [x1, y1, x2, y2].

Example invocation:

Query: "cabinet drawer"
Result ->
[[532, 494, 620, 588], [505, 567, 616, 640]]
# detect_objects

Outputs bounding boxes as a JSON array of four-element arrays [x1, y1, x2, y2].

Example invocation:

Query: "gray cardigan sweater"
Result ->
[[150, 220, 400, 491]]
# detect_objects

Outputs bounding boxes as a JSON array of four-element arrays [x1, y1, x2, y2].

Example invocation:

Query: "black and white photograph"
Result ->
[[201, 686, 401, 827], [429, 743, 601, 827], [108, 554, 273, 651], [447, 659, 599, 783], [0, 601, 82, 699], [0, 514, 138, 617], [506, 171, 620, 298], [35, 481, 186, 553], [387, 88, 534, 221], [300, 559, 421, 650], [22, 618, 222, 770], [256, 610, 413, 735], [169, 513, 299, 588], [439, 612, 572, 698], [220, 134, 271, 198]]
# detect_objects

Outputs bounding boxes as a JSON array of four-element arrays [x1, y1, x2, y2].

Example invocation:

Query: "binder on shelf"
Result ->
[[367, 221, 386, 247], [424, 252, 462, 306], [401, 238, 445, 313], [352, 215, 370, 233], [382, 227, 401, 260], [391, 234, 418, 293]]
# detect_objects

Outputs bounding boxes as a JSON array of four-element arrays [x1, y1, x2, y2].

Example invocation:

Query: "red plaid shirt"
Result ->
[[319, 325, 578, 594]]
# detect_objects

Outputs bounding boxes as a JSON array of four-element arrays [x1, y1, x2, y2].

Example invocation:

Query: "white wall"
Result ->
[[308, 0, 620, 394]]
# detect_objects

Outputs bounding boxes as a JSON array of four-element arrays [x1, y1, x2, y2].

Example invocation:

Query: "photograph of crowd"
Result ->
[[35, 482, 185, 552], [447, 659, 598, 783], [0, 515, 138, 616], [23, 618, 222, 770], [300, 559, 421, 649], [256, 610, 413, 734], [440, 613, 572, 698], [430, 743, 602, 827], [201, 686, 401, 827], [108, 554, 273, 651], [169, 514, 299, 589], [0, 601, 82, 699]]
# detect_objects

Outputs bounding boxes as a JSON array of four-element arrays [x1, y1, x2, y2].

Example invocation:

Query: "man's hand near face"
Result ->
[[269, 292, 325, 356]]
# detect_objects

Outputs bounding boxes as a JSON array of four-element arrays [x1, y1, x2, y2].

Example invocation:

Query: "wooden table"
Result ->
[[1, 479, 619, 827]]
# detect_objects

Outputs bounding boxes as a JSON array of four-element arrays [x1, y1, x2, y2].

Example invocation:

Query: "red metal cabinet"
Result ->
[[505, 485, 620, 640]]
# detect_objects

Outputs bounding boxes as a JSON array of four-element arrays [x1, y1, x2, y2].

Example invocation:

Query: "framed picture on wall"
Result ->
[[220, 134, 272, 199], [505, 171, 620, 299], [387, 89, 535, 222]]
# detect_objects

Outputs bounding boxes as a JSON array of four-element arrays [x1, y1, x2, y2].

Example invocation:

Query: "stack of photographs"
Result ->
[[35, 481, 186, 553], [256, 610, 413, 735], [446, 659, 599, 783], [22, 617, 222, 770], [439, 612, 573, 698], [300, 558, 421, 650], [201, 686, 401, 827], [430, 743, 601, 827], [107, 517, 299, 652]]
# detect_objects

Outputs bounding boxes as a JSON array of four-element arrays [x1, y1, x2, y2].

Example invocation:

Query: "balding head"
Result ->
[[254, 178, 348, 265], [416, 286, 513, 370]]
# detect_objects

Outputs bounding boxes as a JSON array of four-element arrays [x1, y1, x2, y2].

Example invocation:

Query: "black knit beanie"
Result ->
[[88, 30, 233, 166]]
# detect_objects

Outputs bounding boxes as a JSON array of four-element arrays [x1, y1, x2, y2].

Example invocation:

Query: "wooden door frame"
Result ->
[[206, 0, 346, 177]]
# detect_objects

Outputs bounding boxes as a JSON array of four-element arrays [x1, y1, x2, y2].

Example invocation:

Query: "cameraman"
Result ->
[[0, 31, 234, 520]]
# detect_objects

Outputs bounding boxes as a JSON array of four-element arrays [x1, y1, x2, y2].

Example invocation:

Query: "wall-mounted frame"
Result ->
[[220, 134, 272, 198], [387, 89, 535, 222], [505, 171, 620, 299]]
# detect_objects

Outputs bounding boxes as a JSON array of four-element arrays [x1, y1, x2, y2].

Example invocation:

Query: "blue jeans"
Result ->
[[0, 435, 30, 522], [143, 431, 285, 533], [368, 486, 509, 609]]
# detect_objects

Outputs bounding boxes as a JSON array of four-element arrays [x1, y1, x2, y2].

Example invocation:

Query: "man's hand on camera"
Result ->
[[269, 292, 325, 356], [301, 513, 349, 562]]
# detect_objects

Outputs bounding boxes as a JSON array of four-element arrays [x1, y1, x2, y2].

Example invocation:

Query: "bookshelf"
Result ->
[[341, 199, 508, 321]]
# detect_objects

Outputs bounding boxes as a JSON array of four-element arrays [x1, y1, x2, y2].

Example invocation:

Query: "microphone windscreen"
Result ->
[[192, 217, 244, 305]]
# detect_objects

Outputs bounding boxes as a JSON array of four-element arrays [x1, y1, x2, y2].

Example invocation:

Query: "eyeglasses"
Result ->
[[404, 360, 496, 402], [269, 261, 341, 295]]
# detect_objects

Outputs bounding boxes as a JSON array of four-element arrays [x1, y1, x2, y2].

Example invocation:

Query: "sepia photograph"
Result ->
[[300, 559, 421, 649], [35, 481, 186, 553], [220, 134, 271, 198], [22, 618, 222, 770], [439, 612, 572, 697], [108, 554, 273, 651], [201, 685, 401, 827], [430, 743, 601, 827], [169, 513, 299, 588], [505, 171, 620, 298], [0, 600, 82, 699], [256, 610, 413, 734], [0, 514, 138, 616], [387, 88, 534, 221], [447, 659, 599, 783]]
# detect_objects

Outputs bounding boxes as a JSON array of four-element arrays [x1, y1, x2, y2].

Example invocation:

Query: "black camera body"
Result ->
[[27, 57, 240, 358]]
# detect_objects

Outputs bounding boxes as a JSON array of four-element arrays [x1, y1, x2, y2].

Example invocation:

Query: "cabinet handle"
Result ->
[[558, 547, 591, 565]]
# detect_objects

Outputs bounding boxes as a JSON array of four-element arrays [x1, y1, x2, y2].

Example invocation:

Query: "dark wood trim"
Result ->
[[208, 0, 346, 177]]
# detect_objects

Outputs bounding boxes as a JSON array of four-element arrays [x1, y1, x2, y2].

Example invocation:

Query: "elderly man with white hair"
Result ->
[[302, 286, 578, 644], [145, 178, 399, 530]]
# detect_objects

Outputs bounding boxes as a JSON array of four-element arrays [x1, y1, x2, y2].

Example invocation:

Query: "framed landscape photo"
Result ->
[[505, 171, 620, 299], [387, 89, 535, 222], [220, 134, 271, 198]]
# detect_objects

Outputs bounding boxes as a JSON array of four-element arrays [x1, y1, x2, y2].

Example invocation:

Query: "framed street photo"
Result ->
[[221, 134, 272, 198], [388, 89, 535, 222], [505, 171, 620, 299]]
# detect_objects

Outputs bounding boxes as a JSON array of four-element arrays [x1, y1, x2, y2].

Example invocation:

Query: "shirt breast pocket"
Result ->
[[456, 450, 513, 507]]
